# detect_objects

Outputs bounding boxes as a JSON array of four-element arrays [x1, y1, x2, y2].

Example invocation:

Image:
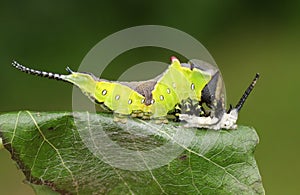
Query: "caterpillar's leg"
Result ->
[[141, 112, 152, 120], [113, 113, 128, 123], [131, 110, 144, 118], [154, 117, 168, 124]]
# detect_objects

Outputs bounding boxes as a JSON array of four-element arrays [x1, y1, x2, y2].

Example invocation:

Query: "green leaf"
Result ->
[[0, 111, 264, 194]]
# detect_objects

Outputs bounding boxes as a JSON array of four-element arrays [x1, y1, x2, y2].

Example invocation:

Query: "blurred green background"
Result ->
[[1, 1, 299, 194]]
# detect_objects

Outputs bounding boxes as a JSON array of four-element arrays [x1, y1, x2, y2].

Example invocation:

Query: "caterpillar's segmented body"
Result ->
[[12, 56, 259, 130]]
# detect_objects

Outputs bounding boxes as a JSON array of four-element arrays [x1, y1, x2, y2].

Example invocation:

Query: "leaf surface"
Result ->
[[0, 111, 264, 194]]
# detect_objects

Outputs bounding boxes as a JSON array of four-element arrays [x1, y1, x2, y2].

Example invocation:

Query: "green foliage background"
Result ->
[[0, 1, 299, 194]]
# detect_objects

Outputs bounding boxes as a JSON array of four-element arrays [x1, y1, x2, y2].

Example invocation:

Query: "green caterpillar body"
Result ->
[[12, 57, 215, 118], [12, 56, 259, 129]]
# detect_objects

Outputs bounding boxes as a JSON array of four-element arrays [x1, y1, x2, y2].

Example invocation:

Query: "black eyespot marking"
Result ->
[[115, 95, 120, 100], [141, 99, 145, 104], [191, 83, 195, 90], [102, 89, 107, 96], [166, 88, 171, 94], [151, 99, 155, 104], [128, 99, 132, 104], [160, 95, 164, 100]]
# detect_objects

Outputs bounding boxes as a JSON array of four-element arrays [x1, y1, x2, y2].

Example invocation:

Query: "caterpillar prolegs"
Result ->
[[12, 57, 259, 129]]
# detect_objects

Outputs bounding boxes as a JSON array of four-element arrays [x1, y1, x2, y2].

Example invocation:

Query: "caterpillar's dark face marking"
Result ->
[[12, 56, 259, 129]]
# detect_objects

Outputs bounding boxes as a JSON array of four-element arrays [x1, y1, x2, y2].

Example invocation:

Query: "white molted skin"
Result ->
[[179, 109, 238, 130]]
